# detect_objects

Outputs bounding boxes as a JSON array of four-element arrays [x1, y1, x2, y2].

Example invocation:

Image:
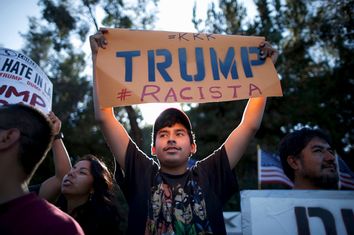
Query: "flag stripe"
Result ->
[[261, 178, 294, 186], [339, 177, 354, 188], [260, 172, 294, 186]]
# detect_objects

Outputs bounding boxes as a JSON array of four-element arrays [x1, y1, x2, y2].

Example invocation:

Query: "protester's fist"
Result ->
[[89, 28, 108, 56], [259, 41, 278, 64], [48, 111, 61, 135]]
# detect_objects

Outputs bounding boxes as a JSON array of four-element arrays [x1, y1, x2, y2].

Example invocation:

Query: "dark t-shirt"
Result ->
[[0, 193, 84, 235], [116, 140, 238, 234]]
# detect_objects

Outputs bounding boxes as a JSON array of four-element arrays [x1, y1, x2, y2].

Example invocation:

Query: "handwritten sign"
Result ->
[[96, 28, 282, 108], [241, 190, 354, 235], [0, 48, 52, 113]]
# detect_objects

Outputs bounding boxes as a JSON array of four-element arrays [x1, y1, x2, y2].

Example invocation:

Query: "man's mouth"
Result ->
[[163, 146, 181, 152], [322, 164, 336, 171]]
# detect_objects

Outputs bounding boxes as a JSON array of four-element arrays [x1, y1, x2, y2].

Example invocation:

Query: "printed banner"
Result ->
[[241, 190, 354, 235], [96, 28, 283, 108], [0, 47, 52, 114]]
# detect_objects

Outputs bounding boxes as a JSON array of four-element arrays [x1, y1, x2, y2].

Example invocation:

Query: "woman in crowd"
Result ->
[[56, 154, 123, 235], [31, 112, 124, 235]]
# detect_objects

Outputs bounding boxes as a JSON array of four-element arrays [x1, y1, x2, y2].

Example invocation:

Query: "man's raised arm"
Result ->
[[224, 41, 278, 169], [90, 29, 130, 170]]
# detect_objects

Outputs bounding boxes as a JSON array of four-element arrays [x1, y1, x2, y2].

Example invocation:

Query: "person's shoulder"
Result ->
[[34, 197, 85, 234], [195, 146, 227, 167]]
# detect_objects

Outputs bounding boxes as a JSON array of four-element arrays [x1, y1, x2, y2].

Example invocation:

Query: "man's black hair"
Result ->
[[0, 103, 53, 180]]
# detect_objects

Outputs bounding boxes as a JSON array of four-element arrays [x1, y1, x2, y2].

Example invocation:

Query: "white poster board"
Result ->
[[224, 211, 242, 235], [241, 190, 354, 235], [0, 48, 52, 113]]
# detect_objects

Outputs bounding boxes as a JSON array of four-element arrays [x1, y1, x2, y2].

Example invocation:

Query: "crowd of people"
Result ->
[[0, 29, 341, 235]]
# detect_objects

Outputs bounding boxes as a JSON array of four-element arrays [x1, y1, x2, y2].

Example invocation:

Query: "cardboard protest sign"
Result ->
[[0, 48, 52, 114], [241, 190, 354, 235], [95, 28, 283, 108]]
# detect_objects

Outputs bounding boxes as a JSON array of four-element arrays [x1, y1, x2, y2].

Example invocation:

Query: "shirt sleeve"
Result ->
[[116, 140, 159, 201], [193, 145, 239, 203]]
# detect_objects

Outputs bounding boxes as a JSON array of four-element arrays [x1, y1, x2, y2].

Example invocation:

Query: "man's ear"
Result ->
[[191, 143, 197, 155], [0, 128, 21, 150], [287, 155, 300, 170], [151, 146, 156, 156]]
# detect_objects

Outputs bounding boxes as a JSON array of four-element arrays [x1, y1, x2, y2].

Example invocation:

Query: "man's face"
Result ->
[[297, 137, 338, 189], [152, 123, 196, 174]]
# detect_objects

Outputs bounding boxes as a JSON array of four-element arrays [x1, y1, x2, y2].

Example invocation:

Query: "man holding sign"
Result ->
[[90, 29, 279, 234]]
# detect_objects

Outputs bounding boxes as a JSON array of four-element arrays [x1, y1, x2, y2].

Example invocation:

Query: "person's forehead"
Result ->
[[306, 137, 330, 148], [158, 123, 188, 132], [75, 160, 91, 168]]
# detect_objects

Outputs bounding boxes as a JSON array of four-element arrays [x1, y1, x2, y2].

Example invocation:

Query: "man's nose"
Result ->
[[167, 136, 176, 144], [324, 151, 335, 162]]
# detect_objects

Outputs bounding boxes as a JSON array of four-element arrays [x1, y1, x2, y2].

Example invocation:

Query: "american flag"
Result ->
[[257, 147, 293, 188], [337, 156, 354, 190]]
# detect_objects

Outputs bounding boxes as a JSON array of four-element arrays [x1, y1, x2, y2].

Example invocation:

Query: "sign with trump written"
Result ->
[[95, 28, 283, 108], [0, 47, 52, 114]]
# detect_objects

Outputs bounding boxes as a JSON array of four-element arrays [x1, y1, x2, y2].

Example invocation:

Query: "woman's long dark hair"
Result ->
[[81, 154, 115, 205], [57, 155, 123, 235]]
